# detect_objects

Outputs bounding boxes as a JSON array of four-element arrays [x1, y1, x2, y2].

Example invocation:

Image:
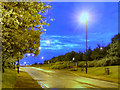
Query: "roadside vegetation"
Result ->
[[31, 34, 119, 83], [2, 67, 42, 88], [2, 68, 17, 88], [32, 34, 119, 70], [2, 2, 51, 73], [2, 2, 51, 88], [32, 64, 119, 83]]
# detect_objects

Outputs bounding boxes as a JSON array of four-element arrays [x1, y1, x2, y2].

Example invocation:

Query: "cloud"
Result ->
[[40, 33, 115, 52], [40, 35, 87, 51]]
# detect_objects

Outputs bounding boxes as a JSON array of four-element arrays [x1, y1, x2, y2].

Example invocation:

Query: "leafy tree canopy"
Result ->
[[2, 2, 51, 62]]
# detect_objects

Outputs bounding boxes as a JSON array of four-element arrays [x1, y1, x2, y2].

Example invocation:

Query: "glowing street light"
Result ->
[[41, 56, 44, 59], [39, 47, 42, 50], [80, 12, 90, 74], [73, 57, 75, 61], [100, 47, 103, 50], [24, 62, 26, 65], [79, 12, 89, 23], [48, 60, 50, 69]]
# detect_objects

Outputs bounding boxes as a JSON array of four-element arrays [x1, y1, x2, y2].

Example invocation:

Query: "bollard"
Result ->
[[81, 67, 84, 72], [105, 68, 110, 75]]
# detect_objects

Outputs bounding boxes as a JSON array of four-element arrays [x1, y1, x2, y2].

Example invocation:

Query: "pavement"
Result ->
[[14, 68, 43, 88], [21, 67, 119, 89]]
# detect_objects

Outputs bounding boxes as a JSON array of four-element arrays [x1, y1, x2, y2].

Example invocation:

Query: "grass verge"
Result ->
[[2, 68, 17, 88], [69, 66, 119, 83], [2, 68, 42, 88], [14, 71, 42, 88]]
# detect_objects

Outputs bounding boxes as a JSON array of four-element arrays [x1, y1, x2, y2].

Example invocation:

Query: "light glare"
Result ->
[[80, 12, 89, 23], [39, 47, 42, 50]]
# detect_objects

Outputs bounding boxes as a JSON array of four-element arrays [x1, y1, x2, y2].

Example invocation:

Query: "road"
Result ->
[[21, 67, 118, 89]]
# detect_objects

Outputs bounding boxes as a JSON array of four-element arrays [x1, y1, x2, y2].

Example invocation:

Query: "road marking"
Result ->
[[37, 81, 49, 88], [23, 67, 118, 88], [24, 68, 49, 88], [72, 79, 102, 88]]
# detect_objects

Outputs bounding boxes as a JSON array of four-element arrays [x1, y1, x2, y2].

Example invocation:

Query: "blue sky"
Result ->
[[20, 2, 118, 65]]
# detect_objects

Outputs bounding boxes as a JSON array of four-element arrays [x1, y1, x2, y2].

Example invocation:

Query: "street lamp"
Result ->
[[48, 60, 50, 69], [100, 47, 103, 51], [41, 56, 44, 59], [73, 57, 75, 61], [73, 57, 75, 66], [80, 12, 89, 74], [73, 57, 78, 71]]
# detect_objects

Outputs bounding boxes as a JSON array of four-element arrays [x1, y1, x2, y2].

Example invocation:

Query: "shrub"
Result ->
[[78, 61, 86, 67], [88, 61, 96, 67]]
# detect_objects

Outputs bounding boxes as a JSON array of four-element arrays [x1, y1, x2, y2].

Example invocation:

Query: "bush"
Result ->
[[50, 56, 120, 69], [109, 56, 119, 65], [88, 61, 97, 67], [78, 61, 86, 67]]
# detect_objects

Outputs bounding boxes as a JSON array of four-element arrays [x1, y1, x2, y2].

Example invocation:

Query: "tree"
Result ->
[[65, 51, 76, 61], [78, 51, 83, 61], [112, 34, 120, 43], [91, 44, 105, 60], [2, 2, 51, 72], [87, 48, 92, 61], [105, 34, 120, 65], [57, 55, 64, 61], [107, 40, 119, 57]]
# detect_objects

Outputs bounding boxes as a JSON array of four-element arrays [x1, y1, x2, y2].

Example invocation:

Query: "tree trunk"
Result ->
[[17, 60, 19, 74], [2, 61, 5, 73], [14, 62, 15, 69]]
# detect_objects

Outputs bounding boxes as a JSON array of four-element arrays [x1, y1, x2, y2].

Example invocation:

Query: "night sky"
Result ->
[[20, 2, 118, 65]]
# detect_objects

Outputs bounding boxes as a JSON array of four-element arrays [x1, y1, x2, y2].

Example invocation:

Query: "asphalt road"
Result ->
[[21, 67, 118, 89]]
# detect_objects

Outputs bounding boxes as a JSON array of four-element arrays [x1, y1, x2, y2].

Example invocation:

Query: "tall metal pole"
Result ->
[[86, 20, 88, 74], [49, 61, 50, 69], [48, 60, 50, 69]]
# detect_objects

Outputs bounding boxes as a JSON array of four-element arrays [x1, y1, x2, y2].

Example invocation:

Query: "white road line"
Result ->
[[24, 68, 49, 88]]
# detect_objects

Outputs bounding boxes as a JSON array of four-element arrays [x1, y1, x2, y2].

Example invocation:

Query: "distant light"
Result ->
[[39, 47, 42, 50], [73, 57, 75, 61], [41, 57, 44, 59], [27, 53, 31, 56], [79, 12, 89, 23], [24, 62, 26, 64], [100, 47, 103, 50], [32, 54, 35, 56], [50, 18, 55, 21]]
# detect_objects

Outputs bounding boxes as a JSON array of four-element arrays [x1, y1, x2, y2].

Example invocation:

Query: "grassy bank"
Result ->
[[33, 65, 119, 83], [14, 71, 42, 88], [2, 68, 42, 88], [70, 66, 119, 83], [2, 68, 17, 88]]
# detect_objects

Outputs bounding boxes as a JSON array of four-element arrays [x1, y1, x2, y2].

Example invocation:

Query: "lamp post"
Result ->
[[80, 12, 89, 74], [85, 19, 88, 74], [48, 60, 50, 69], [73, 57, 78, 70]]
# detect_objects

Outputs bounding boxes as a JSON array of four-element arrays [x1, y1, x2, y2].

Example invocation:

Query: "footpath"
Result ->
[[14, 68, 43, 89]]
